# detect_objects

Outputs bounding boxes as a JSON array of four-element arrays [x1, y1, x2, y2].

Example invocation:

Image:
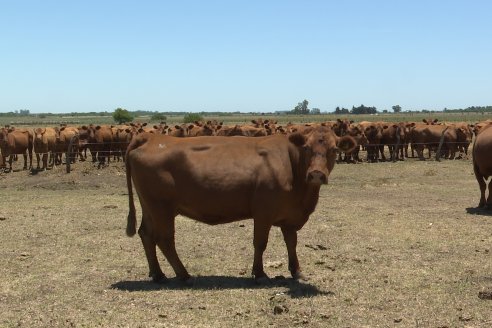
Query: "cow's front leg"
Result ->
[[281, 226, 307, 281], [252, 220, 271, 283]]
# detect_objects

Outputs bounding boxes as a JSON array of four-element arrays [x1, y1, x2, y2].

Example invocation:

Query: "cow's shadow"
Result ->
[[111, 275, 333, 299], [466, 207, 492, 216]]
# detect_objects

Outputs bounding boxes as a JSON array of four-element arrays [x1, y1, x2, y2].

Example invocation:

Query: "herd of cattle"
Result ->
[[0, 118, 491, 173]]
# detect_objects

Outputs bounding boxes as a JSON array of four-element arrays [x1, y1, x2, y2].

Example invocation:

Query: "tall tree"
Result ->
[[112, 107, 133, 124], [392, 105, 402, 113], [291, 99, 310, 114]]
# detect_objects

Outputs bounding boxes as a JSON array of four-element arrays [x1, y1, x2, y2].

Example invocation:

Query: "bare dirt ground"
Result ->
[[0, 156, 491, 327]]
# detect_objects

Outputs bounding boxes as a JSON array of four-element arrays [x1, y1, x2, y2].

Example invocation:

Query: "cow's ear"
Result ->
[[188, 124, 194, 130], [337, 135, 356, 153], [288, 132, 306, 147]]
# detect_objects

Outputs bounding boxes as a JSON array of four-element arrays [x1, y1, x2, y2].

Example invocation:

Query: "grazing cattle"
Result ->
[[472, 119, 492, 137], [54, 126, 79, 165], [77, 125, 92, 161], [113, 125, 136, 161], [358, 121, 383, 162], [0, 127, 33, 172], [188, 121, 216, 137], [215, 124, 244, 136], [33, 127, 57, 170], [472, 123, 492, 208], [380, 123, 406, 161], [446, 122, 473, 158], [410, 124, 460, 160], [125, 126, 356, 283], [166, 124, 190, 137], [87, 125, 113, 168], [340, 124, 367, 163]]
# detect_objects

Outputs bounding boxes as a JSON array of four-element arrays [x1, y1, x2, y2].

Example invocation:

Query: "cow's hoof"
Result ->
[[182, 277, 195, 286], [151, 273, 168, 284], [253, 275, 271, 285], [292, 271, 309, 281]]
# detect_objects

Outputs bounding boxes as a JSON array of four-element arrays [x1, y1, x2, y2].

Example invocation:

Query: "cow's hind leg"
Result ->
[[486, 177, 492, 209], [149, 205, 191, 283], [138, 217, 167, 283], [474, 163, 487, 208], [281, 226, 307, 281]]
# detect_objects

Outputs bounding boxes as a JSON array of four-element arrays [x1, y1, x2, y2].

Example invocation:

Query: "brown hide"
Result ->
[[166, 124, 190, 137], [88, 125, 113, 168], [33, 127, 57, 170], [125, 127, 356, 282], [358, 121, 383, 162], [0, 128, 33, 171], [410, 125, 458, 160], [114, 125, 135, 161], [55, 126, 78, 165], [473, 124, 492, 208], [188, 123, 216, 137]]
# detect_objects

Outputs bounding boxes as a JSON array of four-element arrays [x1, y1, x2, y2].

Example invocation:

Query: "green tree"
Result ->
[[150, 112, 167, 122], [112, 107, 133, 124], [310, 107, 321, 114], [291, 99, 309, 114], [183, 113, 203, 123], [392, 105, 402, 113]]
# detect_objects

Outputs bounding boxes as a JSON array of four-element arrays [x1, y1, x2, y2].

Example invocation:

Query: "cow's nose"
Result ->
[[307, 170, 328, 185]]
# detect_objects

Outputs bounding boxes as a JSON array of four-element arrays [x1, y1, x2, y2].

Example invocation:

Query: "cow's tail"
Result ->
[[125, 134, 148, 237]]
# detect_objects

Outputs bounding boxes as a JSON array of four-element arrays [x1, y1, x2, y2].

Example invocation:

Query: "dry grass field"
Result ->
[[0, 155, 491, 327]]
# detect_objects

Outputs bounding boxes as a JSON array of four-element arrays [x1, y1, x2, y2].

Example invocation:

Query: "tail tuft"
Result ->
[[126, 210, 136, 237]]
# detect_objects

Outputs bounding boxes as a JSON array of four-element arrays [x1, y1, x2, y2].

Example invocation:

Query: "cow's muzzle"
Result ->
[[307, 170, 328, 185]]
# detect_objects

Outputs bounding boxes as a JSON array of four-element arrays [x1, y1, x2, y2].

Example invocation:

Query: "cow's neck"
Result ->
[[291, 145, 322, 217]]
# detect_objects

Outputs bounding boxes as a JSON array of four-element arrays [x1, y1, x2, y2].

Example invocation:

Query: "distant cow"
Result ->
[[125, 127, 356, 283], [472, 123, 492, 209], [54, 126, 79, 165], [0, 127, 33, 172], [87, 125, 113, 168], [33, 127, 57, 170]]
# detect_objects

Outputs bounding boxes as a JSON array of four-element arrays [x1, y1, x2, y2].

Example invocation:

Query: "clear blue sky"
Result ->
[[1, 0, 491, 113]]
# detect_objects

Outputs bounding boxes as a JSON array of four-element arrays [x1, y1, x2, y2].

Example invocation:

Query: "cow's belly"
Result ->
[[175, 188, 254, 224]]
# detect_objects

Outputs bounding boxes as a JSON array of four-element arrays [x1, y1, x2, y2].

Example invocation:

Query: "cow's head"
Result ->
[[33, 128, 46, 144], [289, 127, 356, 185]]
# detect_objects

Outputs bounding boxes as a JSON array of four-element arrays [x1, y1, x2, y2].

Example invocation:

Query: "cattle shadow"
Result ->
[[111, 275, 333, 299], [466, 207, 492, 217]]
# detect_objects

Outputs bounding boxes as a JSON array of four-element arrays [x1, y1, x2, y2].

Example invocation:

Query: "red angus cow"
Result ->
[[125, 126, 356, 283], [0, 127, 33, 172], [473, 123, 492, 208], [33, 127, 57, 170], [87, 125, 113, 168]]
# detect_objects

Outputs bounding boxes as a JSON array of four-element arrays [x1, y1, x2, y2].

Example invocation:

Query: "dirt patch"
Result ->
[[0, 158, 491, 327]]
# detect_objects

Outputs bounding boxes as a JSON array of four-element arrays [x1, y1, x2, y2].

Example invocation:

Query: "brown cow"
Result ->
[[0, 127, 33, 172], [473, 123, 492, 208], [358, 121, 383, 162], [54, 126, 79, 165], [33, 127, 57, 170], [87, 125, 113, 168], [125, 126, 356, 283]]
